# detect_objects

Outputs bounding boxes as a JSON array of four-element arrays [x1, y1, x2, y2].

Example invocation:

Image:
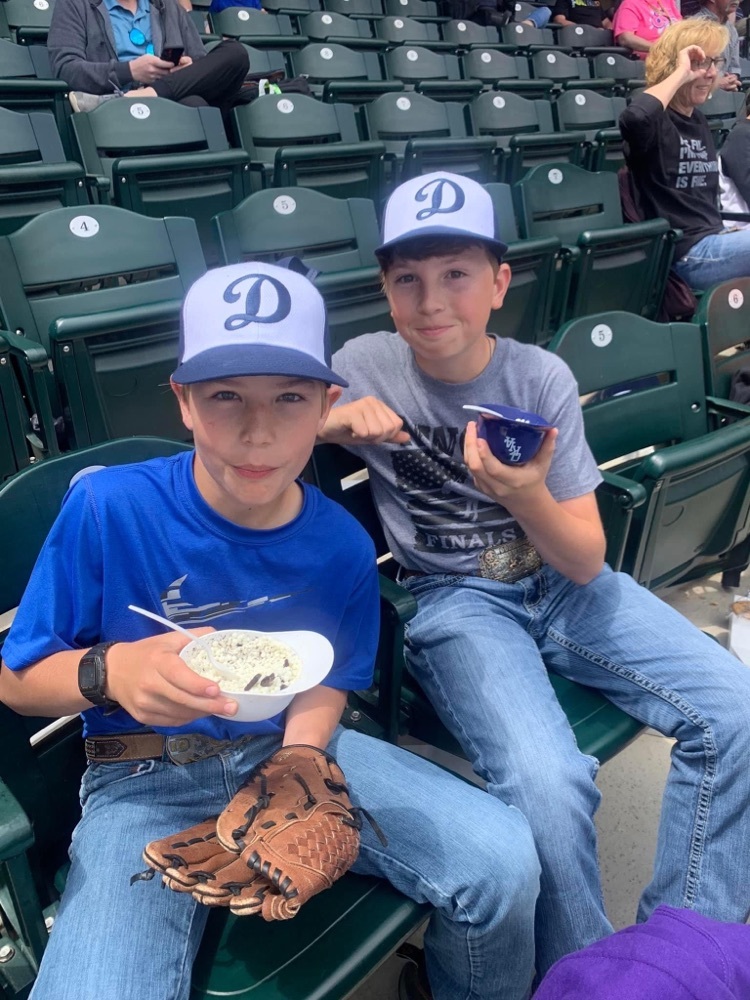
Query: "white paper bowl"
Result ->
[[180, 628, 334, 722]]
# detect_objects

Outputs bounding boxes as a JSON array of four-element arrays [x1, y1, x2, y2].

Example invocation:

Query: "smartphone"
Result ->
[[161, 46, 184, 66]]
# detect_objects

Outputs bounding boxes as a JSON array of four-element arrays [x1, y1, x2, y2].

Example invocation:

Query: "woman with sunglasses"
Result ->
[[620, 18, 750, 289]]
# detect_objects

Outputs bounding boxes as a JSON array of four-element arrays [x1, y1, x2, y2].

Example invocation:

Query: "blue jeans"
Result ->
[[402, 565, 750, 978], [672, 229, 750, 290], [525, 7, 551, 27], [30, 728, 540, 1000]]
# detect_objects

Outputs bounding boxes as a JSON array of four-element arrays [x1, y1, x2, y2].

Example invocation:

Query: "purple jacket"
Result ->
[[535, 907, 750, 1000]]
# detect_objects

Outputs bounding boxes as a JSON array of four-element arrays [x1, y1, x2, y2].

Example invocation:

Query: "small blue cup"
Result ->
[[463, 404, 553, 465]]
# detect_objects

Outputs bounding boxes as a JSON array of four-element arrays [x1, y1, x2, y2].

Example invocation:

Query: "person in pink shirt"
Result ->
[[613, 0, 682, 56]]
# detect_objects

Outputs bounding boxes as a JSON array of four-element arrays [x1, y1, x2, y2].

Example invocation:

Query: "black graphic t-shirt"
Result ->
[[620, 93, 722, 258], [333, 333, 602, 576], [552, 0, 606, 28]]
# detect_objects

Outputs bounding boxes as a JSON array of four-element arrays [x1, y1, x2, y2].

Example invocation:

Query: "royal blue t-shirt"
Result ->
[[3, 452, 379, 739]]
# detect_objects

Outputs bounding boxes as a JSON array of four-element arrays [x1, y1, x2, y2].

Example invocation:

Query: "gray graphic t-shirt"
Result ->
[[333, 332, 602, 576]]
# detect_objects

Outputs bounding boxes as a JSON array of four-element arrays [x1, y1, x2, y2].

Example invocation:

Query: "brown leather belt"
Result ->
[[85, 732, 255, 766]]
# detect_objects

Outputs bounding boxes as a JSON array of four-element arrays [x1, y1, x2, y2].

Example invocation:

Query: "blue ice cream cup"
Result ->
[[463, 404, 554, 466]]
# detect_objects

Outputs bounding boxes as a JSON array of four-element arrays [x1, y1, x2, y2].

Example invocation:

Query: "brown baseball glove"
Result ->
[[135, 745, 378, 920]]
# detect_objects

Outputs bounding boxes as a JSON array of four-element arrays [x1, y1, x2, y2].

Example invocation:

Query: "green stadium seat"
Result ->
[[530, 49, 617, 94], [383, 45, 482, 101], [441, 18, 505, 48], [0, 40, 71, 155], [231, 92, 386, 202], [500, 21, 557, 53], [694, 277, 750, 401], [261, 0, 322, 28], [0, 0, 54, 46], [69, 99, 250, 264], [213, 187, 393, 349], [323, 0, 386, 22], [363, 91, 497, 185], [208, 8, 307, 51], [300, 10, 388, 49], [204, 38, 288, 76], [701, 87, 745, 146], [384, 0, 448, 23], [591, 52, 645, 96], [0, 206, 206, 450], [469, 90, 587, 183], [0, 106, 89, 235], [310, 442, 644, 759], [485, 180, 567, 346], [290, 42, 398, 103], [374, 14, 454, 49], [0, 333, 46, 479], [556, 24, 628, 57], [0, 438, 431, 1000], [554, 88, 627, 169], [462, 48, 557, 100], [549, 311, 750, 590], [513, 162, 674, 323]]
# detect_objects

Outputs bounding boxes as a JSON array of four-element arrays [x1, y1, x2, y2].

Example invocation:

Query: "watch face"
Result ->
[[78, 645, 110, 705]]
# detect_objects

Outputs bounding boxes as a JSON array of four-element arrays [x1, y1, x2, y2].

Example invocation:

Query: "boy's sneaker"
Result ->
[[68, 92, 120, 113]]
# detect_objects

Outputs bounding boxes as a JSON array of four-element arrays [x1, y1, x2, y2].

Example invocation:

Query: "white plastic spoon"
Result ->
[[127, 604, 242, 686]]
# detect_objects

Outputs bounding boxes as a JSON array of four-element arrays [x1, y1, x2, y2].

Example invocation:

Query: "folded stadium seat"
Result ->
[[592, 52, 645, 96], [290, 42, 400, 103], [469, 90, 587, 182], [69, 98, 250, 264], [530, 49, 617, 95], [694, 277, 750, 400], [556, 24, 628, 57], [261, 0, 323, 30], [186, 7, 215, 40], [701, 87, 746, 147], [204, 38, 288, 78], [363, 90, 497, 187], [310, 439, 644, 759], [739, 55, 750, 81], [441, 18, 506, 48], [549, 311, 750, 590], [483, 180, 566, 345], [300, 10, 388, 49], [0, 0, 54, 45], [514, 162, 674, 323], [0, 105, 90, 235], [208, 8, 307, 55], [383, 0, 449, 24], [0, 334, 46, 479], [231, 91, 386, 201], [0, 206, 206, 450], [374, 14, 454, 49], [462, 48, 556, 99], [554, 88, 627, 169], [213, 186, 393, 348], [0, 43, 76, 160], [0, 438, 431, 1000], [384, 45, 482, 101], [323, 0, 386, 24], [500, 22, 558, 54]]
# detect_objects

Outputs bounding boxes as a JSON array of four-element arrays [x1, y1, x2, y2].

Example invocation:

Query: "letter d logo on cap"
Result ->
[[415, 178, 465, 221], [223, 273, 292, 331]]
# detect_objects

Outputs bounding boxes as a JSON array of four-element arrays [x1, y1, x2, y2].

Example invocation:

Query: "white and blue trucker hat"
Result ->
[[377, 171, 508, 260], [172, 261, 347, 387]]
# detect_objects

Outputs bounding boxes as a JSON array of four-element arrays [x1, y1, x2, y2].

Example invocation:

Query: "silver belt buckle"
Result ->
[[166, 734, 231, 766], [479, 538, 543, 584]]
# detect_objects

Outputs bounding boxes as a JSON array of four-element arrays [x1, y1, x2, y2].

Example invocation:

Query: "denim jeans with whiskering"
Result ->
[[29, 728, 540, 1000], [672, 229, 750, 290], [402, 564, 750, 979]]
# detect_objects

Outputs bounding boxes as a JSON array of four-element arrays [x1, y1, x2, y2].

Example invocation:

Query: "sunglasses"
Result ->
[[129, 27, 154, 54], [691, 56, 727, 70]]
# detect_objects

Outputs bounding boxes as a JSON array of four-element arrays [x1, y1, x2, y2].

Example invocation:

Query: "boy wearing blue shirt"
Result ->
[[321, 172, 750, 988], [0, 262, 540, 1000]]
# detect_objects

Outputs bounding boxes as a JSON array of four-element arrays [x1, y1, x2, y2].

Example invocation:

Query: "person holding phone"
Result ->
[[48, 0, 250, 113]]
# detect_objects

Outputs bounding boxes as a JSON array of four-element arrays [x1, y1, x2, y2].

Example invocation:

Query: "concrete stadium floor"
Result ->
[[349, 569, 749, 998]]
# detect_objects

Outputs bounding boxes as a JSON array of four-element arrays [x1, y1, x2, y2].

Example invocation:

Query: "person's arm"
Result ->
[[602, 15, 612, 27], [616, 30, 652, 51], [551, 0, 574, 25], [0, 631, 238, 726], [282, 686, 348, 749], [463, 422, 605, 585], [47, 0, 132, 92], [553, 14, 576, 24]]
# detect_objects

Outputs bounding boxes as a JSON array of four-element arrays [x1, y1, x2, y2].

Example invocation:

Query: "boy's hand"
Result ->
[[464, 420, 557, 508], [318, 397, 410, 446], [105, 630, 238, 727]]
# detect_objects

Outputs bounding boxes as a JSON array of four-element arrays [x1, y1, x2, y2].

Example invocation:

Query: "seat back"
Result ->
[[384, 44, 460, 83], [0, 205, 206, 447], [0, 105, 87, 235], [549, 311, 750, 588], [555, 88, 625, 132], [694, 277, 750, 399], [375, 14, 438, 43], [701, 87, 745, 142], [0, 41, 71, 154], [462, 48, 530, 83], [0, 0, 55, 44], [292, 41, 384, 82], [514, 159, 621, 240], [209, 7, 302, 45], [442, 18, 499, 46], [301, 9, 373, 39], [323, 0, 385, 16], [500, 22, 555, 47], [531, 49, 589, 83], [384, 0, 439, 16], [204, 38, 287, 74], [0, 335, 35, 480], [557, 24, 615, 49], [593, 52, 645, 82]]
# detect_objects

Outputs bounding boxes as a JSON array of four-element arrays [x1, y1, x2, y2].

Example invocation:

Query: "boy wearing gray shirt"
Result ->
[[320, 172, 750, 991]]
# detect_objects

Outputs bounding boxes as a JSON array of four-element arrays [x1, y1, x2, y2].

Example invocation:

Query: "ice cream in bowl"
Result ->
[[180, 628, 334, 722]]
